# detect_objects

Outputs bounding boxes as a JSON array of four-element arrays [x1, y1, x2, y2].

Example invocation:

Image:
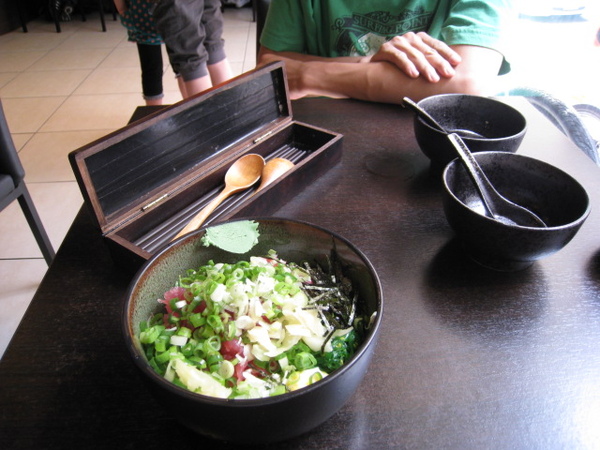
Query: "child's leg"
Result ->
[[183, 76, 213, 98], [137, 43, 164, 105], [207, 58, 233, 86], [153, 0, 212, 98], [203, 0, 232, 85]]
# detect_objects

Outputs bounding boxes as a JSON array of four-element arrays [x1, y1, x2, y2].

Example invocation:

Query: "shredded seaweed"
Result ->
[[268, 247, 366, 358], [297, 249, 364, 354]]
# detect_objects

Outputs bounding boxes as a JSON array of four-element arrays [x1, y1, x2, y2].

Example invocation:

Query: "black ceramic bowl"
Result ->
[[123, 218, 382, 444], [442, 152, 590, 271], [414, 94, 527, 171]]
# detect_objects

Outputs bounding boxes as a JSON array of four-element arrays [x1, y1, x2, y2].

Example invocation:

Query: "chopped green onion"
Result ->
[[155, 349, 173, 364], [269, 385, 287, 396], [139, 325, 165, 344], [207, 314, 223, 332], [148, 358, 161, 373], [206, 352, 223, 366], [204, 335, 221, 353], [193, 342, 205, 358], [188, 356, 207, 369], [231, 268, 245, 280], [204, 280, 218, 297], [225, 322, 237, 340], [181, 342, 195, 357], [154, 335, 169, 353], [219, 360, 235, 379], [199, 326, 214, 339], [137, 250, 363, 399], [189, 313, 205, 328], [275, 281, 292, 295], [294, 352, 317, 370], [287, 371, 300, 384], [309, 371, 323, 384], [176, 327, 192, 338]]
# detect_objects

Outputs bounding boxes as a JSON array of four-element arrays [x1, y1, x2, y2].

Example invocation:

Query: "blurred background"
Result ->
[[505, 0, 600, 108]]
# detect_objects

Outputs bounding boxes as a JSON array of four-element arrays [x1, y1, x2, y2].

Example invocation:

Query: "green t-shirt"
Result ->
[[261, 0, 511, 74]]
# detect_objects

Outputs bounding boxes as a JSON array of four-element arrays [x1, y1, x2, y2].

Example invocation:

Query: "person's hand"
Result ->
[[370, 32, 461, 83]]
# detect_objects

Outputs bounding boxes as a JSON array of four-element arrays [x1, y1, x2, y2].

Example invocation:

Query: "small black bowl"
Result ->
[[442, 152, 590, 271], [123, 218, 383, 443], [414, 94, 527, 172]]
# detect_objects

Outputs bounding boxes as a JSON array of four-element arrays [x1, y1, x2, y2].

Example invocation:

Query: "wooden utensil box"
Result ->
[[69, 62, 343, 271]]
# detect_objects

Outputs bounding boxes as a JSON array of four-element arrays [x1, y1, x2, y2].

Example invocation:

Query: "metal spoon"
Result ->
[[403, 97, 485, 139], [447, 133, 546, 227], [254, 157, 295, 194], [172, 153, 265, 241]]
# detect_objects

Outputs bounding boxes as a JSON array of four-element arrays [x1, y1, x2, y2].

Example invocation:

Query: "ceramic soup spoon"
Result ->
[[403, 97, 485, 139], [447, 133, 546, 227]]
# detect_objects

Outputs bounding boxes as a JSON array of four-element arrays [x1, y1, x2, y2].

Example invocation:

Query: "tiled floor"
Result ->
[[0, 6, 256, 358]]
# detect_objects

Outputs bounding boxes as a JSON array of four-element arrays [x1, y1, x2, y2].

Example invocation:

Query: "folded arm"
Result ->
[[258, 43, 503, 104]]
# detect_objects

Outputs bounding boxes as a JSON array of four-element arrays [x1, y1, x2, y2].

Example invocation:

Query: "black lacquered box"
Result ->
[[69, 62, 343, 270]]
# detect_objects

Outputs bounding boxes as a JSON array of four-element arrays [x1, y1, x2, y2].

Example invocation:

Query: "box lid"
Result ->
[[69, 62, 291, 233]]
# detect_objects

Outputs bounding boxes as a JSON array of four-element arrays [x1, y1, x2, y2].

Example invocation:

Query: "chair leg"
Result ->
[[49, 0, 62, 32], [17, 184, 55, 266], [104, 0, 117, 21], [16, 2, 28, 32], [97, 0, 107, 32]]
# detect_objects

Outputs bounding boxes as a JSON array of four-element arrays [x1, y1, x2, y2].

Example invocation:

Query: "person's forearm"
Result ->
[[297, 59, 489, 103], [258, 49, 368, 64], [258, 46, 502, 104]]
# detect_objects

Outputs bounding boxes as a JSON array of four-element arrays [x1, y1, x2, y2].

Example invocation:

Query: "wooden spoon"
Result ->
[[172, 153, 265, 241], [255, 158, 295, 193]]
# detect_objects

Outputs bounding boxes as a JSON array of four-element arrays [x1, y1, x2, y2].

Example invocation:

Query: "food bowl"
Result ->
[[414, 94, 527, 171], [123, 218, 382, 443], [442, 152, 590, 271]]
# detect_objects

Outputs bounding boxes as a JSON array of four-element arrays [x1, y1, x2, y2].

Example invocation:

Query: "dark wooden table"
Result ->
[[2, 97, 600, 449]]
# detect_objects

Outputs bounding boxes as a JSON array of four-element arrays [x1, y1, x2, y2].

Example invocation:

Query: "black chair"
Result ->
[[0, 100, 55, 266], [17, 0, 116, 33], [16, 1, 29, 32], [76, 0, 118, 33]]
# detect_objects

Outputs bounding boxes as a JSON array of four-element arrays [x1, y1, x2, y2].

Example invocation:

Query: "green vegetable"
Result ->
[[137, 251, 366, 399], [317, 330, 360, 373]]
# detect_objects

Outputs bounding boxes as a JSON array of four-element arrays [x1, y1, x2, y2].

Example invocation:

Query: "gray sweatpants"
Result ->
[[153, 0, 227, 81]]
